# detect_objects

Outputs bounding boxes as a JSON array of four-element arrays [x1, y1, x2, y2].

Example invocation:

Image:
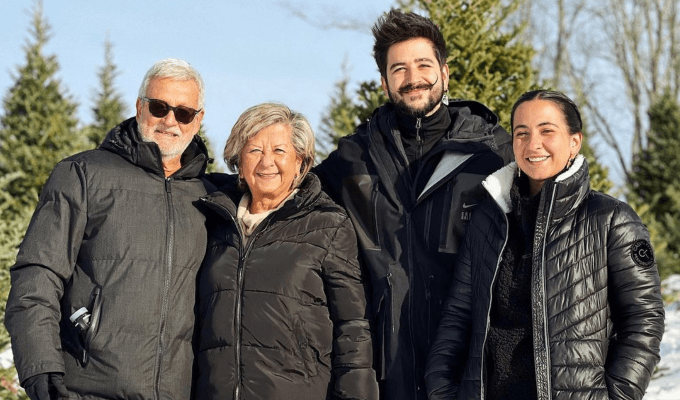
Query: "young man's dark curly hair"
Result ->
[[372, 9, 448, 79]]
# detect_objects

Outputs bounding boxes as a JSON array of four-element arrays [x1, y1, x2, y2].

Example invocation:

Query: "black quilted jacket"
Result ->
[[195, 173, 378, 400], [5, 117, 212, 399], [425, 156, 664, 400]]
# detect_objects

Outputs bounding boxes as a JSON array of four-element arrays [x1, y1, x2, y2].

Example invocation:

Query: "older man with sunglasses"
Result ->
[[5, 58, 213, 400]]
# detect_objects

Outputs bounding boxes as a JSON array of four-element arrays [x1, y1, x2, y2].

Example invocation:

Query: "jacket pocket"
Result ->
[[439, 172, 487, 254], [63, 284, 102, 366], [346, 179, 383, 251], [375, 270, 395, 380], [291, 313, 318, 379], [84, 285, 103, 350]]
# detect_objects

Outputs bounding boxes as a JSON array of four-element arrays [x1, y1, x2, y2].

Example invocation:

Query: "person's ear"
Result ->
[[135, 98, 143, 120], [570, 132, 583, 157], [381, 76, 389, 97], [192, 109, 205, 133], [441, 64, 449, 90]]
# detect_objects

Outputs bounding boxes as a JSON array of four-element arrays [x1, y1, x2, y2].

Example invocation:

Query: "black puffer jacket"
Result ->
[[5, 117, 213, 400], [195, 173, 378, 400], [425, 156, 665, 400], [314, 101, 513, 400]]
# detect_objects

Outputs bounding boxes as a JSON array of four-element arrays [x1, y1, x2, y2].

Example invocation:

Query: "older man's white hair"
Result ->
[[137, 58, 205, 109]]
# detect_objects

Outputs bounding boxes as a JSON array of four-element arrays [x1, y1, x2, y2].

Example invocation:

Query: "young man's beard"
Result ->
[[388, 80, 446, 118]]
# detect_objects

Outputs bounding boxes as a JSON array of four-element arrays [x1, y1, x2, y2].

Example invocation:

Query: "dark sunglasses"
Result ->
[[141, 97, 202, 124]]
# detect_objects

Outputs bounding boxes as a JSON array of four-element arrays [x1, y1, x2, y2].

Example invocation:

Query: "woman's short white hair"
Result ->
[[137, 58, 205, 109], [224, 102, 315, 189]]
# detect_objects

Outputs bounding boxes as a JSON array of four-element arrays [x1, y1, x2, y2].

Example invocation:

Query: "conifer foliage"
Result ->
[[84, 38, 128, 147], [0, 2, 87, 396], [628, 90, 680, 278], [0, 1, 86, 220]]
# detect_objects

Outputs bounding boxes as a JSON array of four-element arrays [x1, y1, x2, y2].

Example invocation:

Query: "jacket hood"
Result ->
[[482, 154, 589, 215], [99, 117, 210, 178], [201, 172, 326, 222]]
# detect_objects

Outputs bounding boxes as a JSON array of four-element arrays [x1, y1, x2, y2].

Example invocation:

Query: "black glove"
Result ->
[[23, 373, 69, 400]]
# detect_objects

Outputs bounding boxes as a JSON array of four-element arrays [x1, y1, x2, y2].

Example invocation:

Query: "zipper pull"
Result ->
[[165, 177, 172, 193], [416, 118, 422, 142]]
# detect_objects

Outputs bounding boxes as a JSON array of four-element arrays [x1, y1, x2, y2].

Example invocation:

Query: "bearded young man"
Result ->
[[314, 9, 514, 400], [6, 58, 213, 400]]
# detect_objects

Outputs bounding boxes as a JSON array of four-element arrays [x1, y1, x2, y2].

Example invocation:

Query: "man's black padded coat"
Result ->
[[5, 117, 214, 399], [314, 101, 513, 400]]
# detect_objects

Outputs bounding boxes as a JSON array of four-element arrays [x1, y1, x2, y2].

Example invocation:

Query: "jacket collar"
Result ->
[[368, 100, 508, 204], [373, 100, 503, 155], [99, 117, 210, 179], [202, 172, 324, 222], [482, 154, 589, 215]]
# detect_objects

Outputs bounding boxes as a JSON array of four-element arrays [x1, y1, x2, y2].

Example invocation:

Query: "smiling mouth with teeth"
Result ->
[[528, 156, 549, 162]]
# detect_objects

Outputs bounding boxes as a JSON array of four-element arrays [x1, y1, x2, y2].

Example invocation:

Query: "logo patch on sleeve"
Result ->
[[631, 240, 655, 267]]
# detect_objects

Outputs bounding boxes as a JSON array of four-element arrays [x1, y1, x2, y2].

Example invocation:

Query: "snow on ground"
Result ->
[[646, 301, 680, 399], [646, 275, 680, 399], [0, 344, 12, 369]]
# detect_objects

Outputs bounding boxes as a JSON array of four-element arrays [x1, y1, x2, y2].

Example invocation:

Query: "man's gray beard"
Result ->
[[389, 82, 445, 118], [138, 122, 191, 160]]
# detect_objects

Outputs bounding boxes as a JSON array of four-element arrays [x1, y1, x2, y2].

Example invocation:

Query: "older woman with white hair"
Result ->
[[194, 103, 378, 400]]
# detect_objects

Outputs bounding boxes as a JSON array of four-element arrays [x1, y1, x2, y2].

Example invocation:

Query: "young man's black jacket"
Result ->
[[5, 117, 214, 400], [314, 100, 514, 400]]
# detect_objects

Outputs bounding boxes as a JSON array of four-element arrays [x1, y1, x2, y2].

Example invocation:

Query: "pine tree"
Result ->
[[84, 37, 127, 147], [317, 62, 363, 158], [198, 125, 222, 173], [0, 0, 86, 220], [579, 129, 613, 194], [0, 3, 85, 395], [627, 90, 680, 278]]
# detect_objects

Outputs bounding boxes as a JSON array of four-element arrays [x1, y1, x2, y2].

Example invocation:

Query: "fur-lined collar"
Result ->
[[481, 154, 586, 213]]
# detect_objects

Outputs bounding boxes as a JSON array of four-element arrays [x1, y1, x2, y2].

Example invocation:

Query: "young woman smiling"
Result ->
[[425, 90, 664, 400]]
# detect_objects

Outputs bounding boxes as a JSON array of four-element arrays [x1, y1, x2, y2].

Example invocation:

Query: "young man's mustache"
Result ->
[[398, 75, 439, 94]]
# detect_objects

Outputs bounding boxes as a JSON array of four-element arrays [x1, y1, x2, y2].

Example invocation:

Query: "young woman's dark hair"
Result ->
[[372, 9, 448, 78], [510, 90, 583, 135]]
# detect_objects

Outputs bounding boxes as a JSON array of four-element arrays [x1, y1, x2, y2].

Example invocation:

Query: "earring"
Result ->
[[442, 93, 449, 106], [517, 167, 521, 178]]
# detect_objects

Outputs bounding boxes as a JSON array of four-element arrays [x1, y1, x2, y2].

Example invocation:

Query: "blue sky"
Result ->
[[0, 0, 394, 168]]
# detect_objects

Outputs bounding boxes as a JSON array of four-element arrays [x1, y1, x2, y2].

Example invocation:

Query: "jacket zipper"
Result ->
[[416, 117, 423, 161], [154, 177, 175, 400], [203, 198, 274, 400], [414, 118, 423, 185], [372, 183, 381, 248], [479, 209, 509, 400], [405, 213, 421, 398], [236, 219, 272, 400], [425, 275, 434, 345], [533, 184, 558, 400]]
